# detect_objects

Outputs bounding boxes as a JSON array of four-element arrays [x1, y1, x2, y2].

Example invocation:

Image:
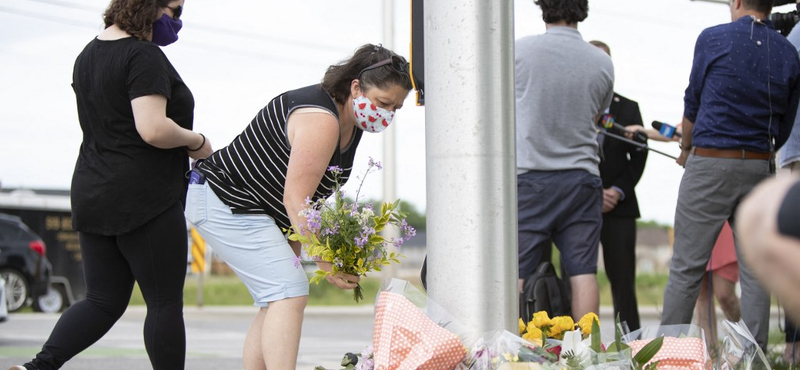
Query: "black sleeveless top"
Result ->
[[198, 84, 363, 231]]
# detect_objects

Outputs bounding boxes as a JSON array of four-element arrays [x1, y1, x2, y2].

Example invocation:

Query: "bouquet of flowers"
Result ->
[[287, 158, 416, 302], [513, 311, 663, 370]]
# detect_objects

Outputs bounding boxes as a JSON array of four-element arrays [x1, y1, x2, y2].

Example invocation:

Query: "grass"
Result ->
[[596, 271, 668, 307], [126, 271, 669, 307], [128, 274, 388, 307]]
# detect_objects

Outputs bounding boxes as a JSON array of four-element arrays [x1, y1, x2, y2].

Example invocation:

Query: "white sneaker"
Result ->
[[8, 366, 28, 370]]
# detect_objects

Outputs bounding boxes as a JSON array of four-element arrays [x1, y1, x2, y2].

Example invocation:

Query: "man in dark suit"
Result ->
[[591, 40, 648, 331]]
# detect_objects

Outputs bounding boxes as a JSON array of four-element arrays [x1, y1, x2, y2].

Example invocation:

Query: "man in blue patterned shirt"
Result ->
[[661, 0, 800, 351]]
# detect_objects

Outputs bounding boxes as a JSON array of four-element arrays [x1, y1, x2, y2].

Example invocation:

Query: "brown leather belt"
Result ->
[[692, 147, 772, 160]]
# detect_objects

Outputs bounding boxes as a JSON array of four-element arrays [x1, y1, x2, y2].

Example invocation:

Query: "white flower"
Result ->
[[560, 329, 591, 367]]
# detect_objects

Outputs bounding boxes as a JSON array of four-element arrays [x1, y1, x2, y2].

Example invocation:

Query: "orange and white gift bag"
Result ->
[[628, 336, 710, 370], [372, 291, 466, 370]]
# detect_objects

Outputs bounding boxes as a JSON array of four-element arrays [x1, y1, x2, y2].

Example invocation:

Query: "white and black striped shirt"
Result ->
[[197, 84, 363, 231]]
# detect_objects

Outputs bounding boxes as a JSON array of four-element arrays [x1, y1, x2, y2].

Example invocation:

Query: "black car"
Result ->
[[0, 213, 52, 311]]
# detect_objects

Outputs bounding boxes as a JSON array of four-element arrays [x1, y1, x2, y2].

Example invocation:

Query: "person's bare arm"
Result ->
[[737, 176, 800, 322], [676, 117, 694, 167], [131, 95, 212, 158], [284, 112, 359, 289]]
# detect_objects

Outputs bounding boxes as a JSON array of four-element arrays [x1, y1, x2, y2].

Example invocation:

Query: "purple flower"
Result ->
[[328, 166, 343, 175], [355, 357, 374, 370], [401, 219, 417, 241], [322, 222, 340, 236], [361, 226, 376, 237], [305, 208, 322, 233], [361, 345, 373, 359], [292, 255, 302, 269], [355, 234, 369, 248], [368, 157, 382, 170]]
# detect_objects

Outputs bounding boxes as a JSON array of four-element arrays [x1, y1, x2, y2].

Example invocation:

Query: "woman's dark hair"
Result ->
[[534, 0, 589, 25], [322, 44, 413, 105], [103, 0, 171, 41]]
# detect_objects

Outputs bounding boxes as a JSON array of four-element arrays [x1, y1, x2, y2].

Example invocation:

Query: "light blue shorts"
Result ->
[[184, 182, 309, 307]]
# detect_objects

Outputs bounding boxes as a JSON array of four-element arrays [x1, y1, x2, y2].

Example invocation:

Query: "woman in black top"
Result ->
[[185, 44, 412, 369], [12, 1, 210, 369]]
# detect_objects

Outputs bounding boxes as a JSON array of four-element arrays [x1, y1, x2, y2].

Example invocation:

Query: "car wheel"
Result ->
[[0, 269, 29, 312], [33, 284, 64, 313]]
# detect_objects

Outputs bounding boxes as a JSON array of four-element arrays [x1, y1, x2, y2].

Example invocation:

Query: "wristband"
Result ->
[[777, 180, 800, 239], [187, 133, 205, 151]]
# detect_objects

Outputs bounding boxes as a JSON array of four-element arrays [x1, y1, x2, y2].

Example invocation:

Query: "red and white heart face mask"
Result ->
[[352, 94, 394, 133]]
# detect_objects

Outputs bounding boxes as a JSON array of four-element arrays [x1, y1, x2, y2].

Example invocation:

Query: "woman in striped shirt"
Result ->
[[185, 44, 412, 370]]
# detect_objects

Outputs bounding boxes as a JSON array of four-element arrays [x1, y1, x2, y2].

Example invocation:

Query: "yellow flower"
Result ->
[[556, 316, 575, 332], [522, 326, 543, 346], [578, 312, 600, 336], [519, 318, 527, 335], [526, 325, 542, 339], [547, 316, 575, 339], [503, 352, 519, 362], [532, 311, 552, 328], [546, 325, 562, 338]]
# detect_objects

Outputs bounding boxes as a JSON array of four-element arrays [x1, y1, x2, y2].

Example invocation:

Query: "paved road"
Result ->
[[0, 305, 785, 370], [1, 306, 376, 370]]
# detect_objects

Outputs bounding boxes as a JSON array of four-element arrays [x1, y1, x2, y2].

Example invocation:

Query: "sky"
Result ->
[[0, 0, 789, 225]]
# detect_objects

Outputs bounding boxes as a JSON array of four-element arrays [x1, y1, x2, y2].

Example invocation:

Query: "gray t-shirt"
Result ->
[[515, 26, 614, 176], [782, 26, 800, 168]]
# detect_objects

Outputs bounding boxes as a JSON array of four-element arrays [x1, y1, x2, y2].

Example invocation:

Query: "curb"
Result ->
[[125, 305, 784, 321]]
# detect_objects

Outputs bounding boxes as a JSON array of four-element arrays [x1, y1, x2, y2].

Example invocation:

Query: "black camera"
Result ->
[[771, 0, 800, 36]]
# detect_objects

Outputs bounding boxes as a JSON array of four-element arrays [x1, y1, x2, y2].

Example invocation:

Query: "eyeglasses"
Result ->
[[357, 55, 409, 80], [165, 5, 182, 20]]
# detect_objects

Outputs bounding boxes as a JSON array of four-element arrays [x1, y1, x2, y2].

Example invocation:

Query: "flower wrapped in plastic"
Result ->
[[511, 311, 649, 370], [457, 330, 554, 370], [623, 324, 710, 370], [288, 159, 416, 302], [717, 319, 771, 370]]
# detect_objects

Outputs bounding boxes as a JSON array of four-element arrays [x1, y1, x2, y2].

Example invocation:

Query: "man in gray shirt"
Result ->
[[516, 0, 614, 321]]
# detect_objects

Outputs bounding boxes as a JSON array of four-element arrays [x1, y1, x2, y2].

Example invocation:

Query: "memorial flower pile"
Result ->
[[288, 158, 415, 302], [460, 311, 664, 370], [321, 292, 749, 370]]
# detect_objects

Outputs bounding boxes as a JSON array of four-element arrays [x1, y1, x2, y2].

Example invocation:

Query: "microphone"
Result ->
[[651, 121, 682, 139], [600, 114, 648, 143]]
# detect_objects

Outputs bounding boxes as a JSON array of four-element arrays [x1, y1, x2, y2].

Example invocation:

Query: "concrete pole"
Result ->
[[424, 0, 517, 334], [381, 0, 400, 279]]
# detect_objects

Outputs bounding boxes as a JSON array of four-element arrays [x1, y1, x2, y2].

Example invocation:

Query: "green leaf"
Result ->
[[633, 336, 664, 367], [643, 361, 660, 370], [590, 317, 602, 352], [607, 312, 628, 353]]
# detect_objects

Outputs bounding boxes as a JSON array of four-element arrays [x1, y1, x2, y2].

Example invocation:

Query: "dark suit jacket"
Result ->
[[600, 93, 648, 218]]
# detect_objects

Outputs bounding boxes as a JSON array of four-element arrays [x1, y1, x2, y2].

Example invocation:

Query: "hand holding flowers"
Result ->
[[287, 158, 415, 302]]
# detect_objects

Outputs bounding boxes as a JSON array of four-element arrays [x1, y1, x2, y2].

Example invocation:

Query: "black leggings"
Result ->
[[28, 203, 187, 370]]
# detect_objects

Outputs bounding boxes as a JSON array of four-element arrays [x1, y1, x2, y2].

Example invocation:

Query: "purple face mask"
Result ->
[[151, 13, 182, 46]]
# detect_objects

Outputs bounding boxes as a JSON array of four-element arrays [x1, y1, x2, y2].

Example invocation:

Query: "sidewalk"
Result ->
[[0, 305, 788, 370]]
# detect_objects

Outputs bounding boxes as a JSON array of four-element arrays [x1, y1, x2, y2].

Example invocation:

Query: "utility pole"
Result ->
[[425, 0, 517, 335], [382, 0, 400, 279]]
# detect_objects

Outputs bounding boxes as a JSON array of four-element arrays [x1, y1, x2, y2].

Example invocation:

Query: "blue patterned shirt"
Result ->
[[684, 16, 800, 152]]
